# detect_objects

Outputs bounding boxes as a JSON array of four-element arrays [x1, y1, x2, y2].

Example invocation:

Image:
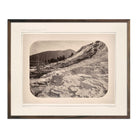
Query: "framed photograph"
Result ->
[[8, 19, 130, 119]]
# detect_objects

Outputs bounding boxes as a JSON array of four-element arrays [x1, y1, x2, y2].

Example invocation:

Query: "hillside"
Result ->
[[30, 41, 108, 98], [30, 49, 75, 66]]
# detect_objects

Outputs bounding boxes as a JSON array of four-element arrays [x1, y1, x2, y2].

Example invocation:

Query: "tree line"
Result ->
[[48, 55, 66, 63], [30, 52, 74, 66], [48, 53, 74, 64]]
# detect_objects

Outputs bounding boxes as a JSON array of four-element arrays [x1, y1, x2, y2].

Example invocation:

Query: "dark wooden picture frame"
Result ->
[[8, 19, 130, 119]]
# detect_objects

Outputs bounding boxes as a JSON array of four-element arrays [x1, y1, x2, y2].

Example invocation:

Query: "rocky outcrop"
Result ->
[[30, 41, 108, 98]]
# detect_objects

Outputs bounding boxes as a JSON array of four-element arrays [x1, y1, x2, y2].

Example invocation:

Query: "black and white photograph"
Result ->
[[30, 40, 108, 98]]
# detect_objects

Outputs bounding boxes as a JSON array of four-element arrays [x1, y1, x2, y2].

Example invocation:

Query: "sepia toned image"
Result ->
[[30, 40, 108, 98], [8, 20, 130, 118]]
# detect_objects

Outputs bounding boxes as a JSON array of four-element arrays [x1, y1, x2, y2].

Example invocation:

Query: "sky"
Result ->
[[30, 41, 92, 55]]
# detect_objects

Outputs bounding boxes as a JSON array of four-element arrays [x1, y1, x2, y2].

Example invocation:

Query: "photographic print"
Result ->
[[30, 40, 108, 98], [8, 19, 130, 119]]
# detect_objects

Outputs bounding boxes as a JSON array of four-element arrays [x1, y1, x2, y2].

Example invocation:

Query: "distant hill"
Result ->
[[30, 49, 75, 66]]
